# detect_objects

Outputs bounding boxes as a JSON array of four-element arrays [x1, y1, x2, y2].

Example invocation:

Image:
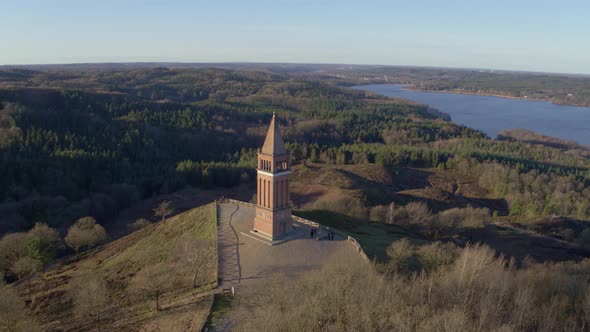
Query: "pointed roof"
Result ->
[[261, 113, 287, 155]]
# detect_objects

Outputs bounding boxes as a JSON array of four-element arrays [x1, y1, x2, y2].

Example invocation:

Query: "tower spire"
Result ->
[[261, 113, 287, 155]]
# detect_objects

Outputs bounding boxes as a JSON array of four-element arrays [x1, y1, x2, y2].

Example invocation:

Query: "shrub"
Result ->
[[0, 232, 30, 275], [417, 242, 458, 273], [405, 201, 432, 224], [241, 243, 590, 331], [385, 239, 421, 274], [127, 218, 152, 232], [65, 217, 108, 255]]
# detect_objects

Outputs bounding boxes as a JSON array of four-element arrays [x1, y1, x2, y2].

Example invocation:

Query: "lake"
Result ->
[[354, 84, 590, 145]]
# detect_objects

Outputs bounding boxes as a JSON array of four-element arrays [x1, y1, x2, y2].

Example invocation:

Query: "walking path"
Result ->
[[206, 202, 360, 331], [216, 204, 241, 287]]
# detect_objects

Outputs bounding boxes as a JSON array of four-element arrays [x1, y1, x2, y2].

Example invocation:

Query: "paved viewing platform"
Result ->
[[216, 201, 358, 288]]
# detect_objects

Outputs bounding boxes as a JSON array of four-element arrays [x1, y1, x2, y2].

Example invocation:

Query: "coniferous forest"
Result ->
[[2, 66, 589, 234]]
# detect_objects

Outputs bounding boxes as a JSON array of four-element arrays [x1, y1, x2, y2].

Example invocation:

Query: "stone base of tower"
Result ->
[[252, 206, 293, 240]]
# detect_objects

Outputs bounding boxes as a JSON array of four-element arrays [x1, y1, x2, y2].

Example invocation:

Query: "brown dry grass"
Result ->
[[290, 162, 499, 214], [16, 203, 217, 332]]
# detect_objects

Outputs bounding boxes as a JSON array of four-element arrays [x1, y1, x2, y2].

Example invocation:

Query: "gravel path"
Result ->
[[217, 203, 241, 287]]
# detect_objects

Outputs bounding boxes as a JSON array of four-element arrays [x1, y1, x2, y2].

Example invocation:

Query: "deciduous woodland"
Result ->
[[2, 65, 590, 330]]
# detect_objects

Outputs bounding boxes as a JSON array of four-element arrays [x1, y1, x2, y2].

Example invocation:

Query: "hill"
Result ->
[[15, 203, 217, 331], [3, 65, 590, 329], [290, 162, 590, 263]]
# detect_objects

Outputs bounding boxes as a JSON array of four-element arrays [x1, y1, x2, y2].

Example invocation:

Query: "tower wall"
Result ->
[[252, 113, 292, 240], [253, 170, 292, 239]]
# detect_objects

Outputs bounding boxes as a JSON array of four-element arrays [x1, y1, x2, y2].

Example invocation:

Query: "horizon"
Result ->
[[3, 61, 590, 78], [3, 0, 590, 75]]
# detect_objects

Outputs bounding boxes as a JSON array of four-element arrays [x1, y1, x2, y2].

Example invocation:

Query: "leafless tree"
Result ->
[[0, 232, 30, 274], [174, 237, 215, 289], [129, 263, 175, 311], [405, 201, 432, 224], [385, 238, 418, 274], [153, 200, 174, 221], [11, 257, 41, 291], [386, 202, 395, 224], [70, 273, 109, 331], [65, 217, 108, 257]]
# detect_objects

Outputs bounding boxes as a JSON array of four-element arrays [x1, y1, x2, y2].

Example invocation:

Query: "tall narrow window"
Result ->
[[263, 179, 267, 207], [267, 180, 271, 207]]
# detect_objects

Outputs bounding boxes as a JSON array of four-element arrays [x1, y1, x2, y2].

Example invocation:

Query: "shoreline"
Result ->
[[404, 87, 546, 103], [358, 83, 589, 108]]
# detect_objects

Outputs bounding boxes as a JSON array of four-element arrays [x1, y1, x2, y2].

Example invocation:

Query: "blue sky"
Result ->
[[2, 0, 590, 74]]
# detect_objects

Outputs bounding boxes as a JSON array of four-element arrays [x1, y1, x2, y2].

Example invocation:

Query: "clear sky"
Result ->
[[2, 0, 590, 74]]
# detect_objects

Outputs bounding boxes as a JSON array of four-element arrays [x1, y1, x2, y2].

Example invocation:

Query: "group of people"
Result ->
[[309, 227, 336, 241]]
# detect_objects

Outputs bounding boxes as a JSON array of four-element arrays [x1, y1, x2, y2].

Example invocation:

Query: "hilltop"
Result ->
[[15, 203, 217, 331]]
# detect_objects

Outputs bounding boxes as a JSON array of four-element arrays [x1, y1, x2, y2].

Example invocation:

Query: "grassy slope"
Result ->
[[19, 203, 217, 332], [290, 162, 506, 214], [290, 162, 589, 263]]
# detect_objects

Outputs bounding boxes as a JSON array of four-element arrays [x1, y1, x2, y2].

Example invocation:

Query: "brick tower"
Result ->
[[253, 113, 293, 240]]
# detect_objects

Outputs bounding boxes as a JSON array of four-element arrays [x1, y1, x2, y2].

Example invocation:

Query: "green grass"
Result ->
[[294, 209, 428, 261], [102, 203, 216, 271]]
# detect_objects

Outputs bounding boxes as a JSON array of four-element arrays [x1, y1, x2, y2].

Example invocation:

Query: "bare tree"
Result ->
[[70, 273, 109, 331], [11, 257, 42, 291], [153, 201, 174, 221], [386, 202, 410, 225], [174, 237, 215, 289], [385, 238, 419, 274], [0, 284, 41, 331], [386, 202, 395, 224], [65, 217, 108, 257], [129, 263, 175, 311], [0, 232, 30, 274], [405, 201, 432, 224]]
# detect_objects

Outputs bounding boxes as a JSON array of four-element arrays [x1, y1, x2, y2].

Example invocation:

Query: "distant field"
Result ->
[[290, 162, 505, 215], [291, 162, 590, 264], [18, 203, 217, 332]]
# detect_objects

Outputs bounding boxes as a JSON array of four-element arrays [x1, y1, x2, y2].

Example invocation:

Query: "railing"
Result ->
[[291, 215, 319, 228], [222, 198, 256, 208], [346, 236, 370, 262], [292, 214, 370, 262]]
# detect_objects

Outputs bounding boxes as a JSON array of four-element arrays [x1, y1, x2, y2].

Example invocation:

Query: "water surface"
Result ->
[[355, 84, 590, 145]]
